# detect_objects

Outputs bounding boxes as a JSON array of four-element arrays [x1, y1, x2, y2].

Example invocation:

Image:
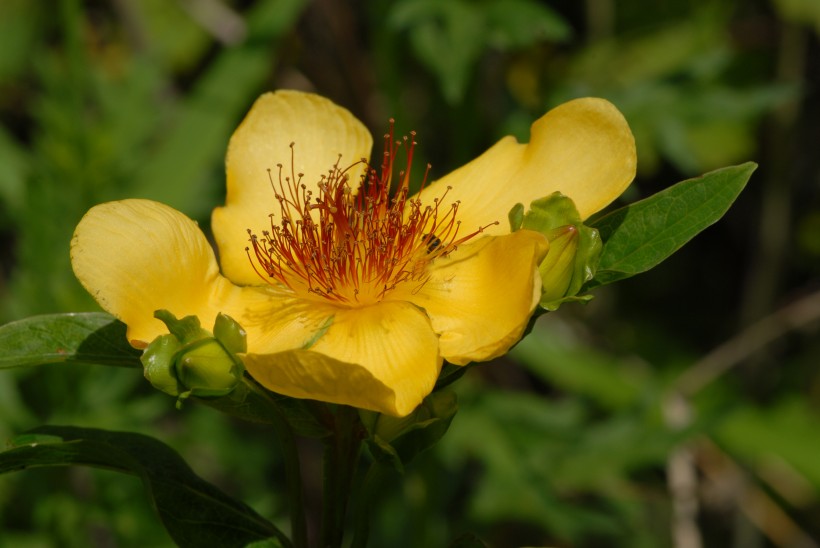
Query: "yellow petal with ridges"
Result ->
[[70, 199, 277, 347], [243, 300, 441, 416], [213, 90, 373, 285], [239, 290, 339, 355], [402, 229, 548, 365], [423, 97, 636, 234]]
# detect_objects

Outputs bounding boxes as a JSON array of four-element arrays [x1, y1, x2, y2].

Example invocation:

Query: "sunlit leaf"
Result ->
[[588, 162, 756, 287], [0, 312, 141, 370]]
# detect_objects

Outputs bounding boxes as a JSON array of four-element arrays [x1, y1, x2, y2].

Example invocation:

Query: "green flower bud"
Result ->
[[177, 339, 244, 398], [539, 225, 579, 304], [140, 310, 246, 404], [518, 192, 602, 310]]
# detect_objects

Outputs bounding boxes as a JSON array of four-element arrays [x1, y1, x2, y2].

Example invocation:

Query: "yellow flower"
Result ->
[[70, 91, 635, 416]]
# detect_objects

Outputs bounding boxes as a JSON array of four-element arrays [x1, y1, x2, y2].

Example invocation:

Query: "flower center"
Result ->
[[246, 122, 495, 305]]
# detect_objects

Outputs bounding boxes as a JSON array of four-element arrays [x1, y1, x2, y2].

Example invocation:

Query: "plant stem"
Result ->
[[245, 381, 309, 548], [350, 461, 391, 548], [320, 405, 364, 548]]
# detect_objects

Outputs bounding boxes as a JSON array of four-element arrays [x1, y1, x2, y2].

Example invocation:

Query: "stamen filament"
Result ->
[[245, 122, 497, 304]]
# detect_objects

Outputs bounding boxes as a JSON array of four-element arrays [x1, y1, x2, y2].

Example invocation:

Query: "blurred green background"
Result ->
[[1, 0, 819, 546]]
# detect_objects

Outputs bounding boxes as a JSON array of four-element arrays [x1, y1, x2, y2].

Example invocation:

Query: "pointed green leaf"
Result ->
[[0, 312, 141, 369], [589, 162, 756, 287], [0, 425, 288, 548]]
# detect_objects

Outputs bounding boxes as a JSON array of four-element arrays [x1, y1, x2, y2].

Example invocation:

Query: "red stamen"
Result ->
[[245, 122, 498, 304]]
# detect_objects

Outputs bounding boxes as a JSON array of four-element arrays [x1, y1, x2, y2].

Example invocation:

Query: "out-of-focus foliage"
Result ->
[[1, 0, 818, 547]]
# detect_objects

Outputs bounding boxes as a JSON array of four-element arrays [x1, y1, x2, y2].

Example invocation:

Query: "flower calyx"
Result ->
[[360, 390, 458, 473], [141, 310, 247, 407]]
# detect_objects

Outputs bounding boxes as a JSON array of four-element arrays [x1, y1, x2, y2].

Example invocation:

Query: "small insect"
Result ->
[[424, 234, 442, 254]]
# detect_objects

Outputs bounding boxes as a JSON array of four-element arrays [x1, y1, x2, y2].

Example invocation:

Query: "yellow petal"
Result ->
[[239, 290, 339, 355], [402, 229, 548, 365], [213, 90, 374, 285], [243, 301, 441, 416], [70, 199, 272, 346], [422, 97, 636, 234]]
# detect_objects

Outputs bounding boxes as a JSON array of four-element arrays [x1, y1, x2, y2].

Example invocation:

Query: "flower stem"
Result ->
[[320, 405, 364, 548], [350, 461, 392, 548], [245, 380, 309, 548]]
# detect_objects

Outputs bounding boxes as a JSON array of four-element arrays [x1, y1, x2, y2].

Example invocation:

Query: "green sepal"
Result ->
[[213, 313, 247, 354], [434, 362, 473, 390], [141, 334, 184, 396], [518, 193, 602, 310], [154, 309, 211, 345], [363, 390, 458, 473], [508, 202, 525, 232], [176, 339, 245, 398]]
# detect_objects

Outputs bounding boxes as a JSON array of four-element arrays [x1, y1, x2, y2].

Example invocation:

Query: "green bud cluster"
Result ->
[[141, 310, 247, 406]]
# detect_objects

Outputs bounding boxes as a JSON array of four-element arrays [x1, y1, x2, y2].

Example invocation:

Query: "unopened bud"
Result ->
[[177, 339, 244, 398], [539, 225, 579, 304], [140, 310, 246, 404]]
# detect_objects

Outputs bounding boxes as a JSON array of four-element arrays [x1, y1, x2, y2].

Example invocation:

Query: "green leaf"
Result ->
[[0, 425, 288, 548], [485, 0, 571, 49], [0, 312, 141, 369], [588, 162, 756, 287]]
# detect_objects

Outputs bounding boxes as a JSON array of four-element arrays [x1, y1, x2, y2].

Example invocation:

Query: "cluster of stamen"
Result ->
[[246, 122, 496, 304]]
